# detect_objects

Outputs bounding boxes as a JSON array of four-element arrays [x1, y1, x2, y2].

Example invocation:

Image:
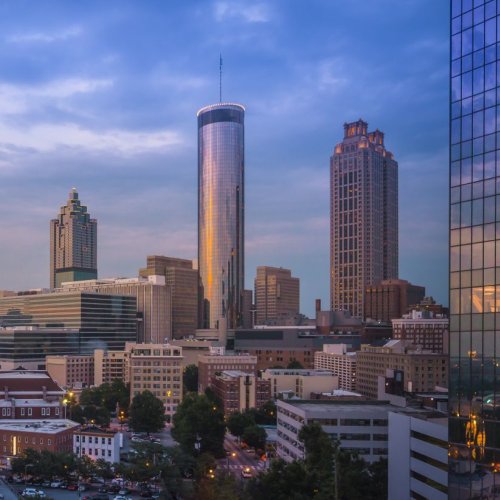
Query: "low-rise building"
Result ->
[[277, 399, 396, 464], [198, 354, 257, 393], [356, 340, 448, 399], [127, 343, 183, 418], [94, 349, 130, 386], [211, 371, 271, 416], [314, 344, 357, 391], [392, 310, 449, 354], [388, 411, 448, 500], [0, 420, 79, 467], [261, 369, 338, 400], [46, 355, 94, 389], [73, 426, 120, 464]]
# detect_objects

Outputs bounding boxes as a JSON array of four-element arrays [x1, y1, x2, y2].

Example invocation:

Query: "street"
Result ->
[[218, 434, 267, 479]]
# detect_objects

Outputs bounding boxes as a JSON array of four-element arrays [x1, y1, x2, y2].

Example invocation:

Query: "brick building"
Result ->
[[198, 354, 257, 393], [46, 355, 94, 389]]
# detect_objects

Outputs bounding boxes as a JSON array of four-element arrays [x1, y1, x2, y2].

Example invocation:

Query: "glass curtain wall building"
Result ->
[[0, 292, 137, 352], [450, 1, 500, 497], [197, 103, 245, 331]]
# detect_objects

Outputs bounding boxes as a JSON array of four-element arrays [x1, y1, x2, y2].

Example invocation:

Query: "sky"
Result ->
[[0, 0, 449, 317]]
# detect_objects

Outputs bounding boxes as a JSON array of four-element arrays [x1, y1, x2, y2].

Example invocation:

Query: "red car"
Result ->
[[67, 484, 78, 491]]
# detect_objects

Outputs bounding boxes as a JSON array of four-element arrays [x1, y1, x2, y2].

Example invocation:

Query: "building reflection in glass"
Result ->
[[450, 0, 500, 497]]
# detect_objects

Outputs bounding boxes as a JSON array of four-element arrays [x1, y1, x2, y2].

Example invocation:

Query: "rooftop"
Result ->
[[0, 419, 79, 434]]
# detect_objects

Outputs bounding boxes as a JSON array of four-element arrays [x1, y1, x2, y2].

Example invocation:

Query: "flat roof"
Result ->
[[0, 419, 79, 434]]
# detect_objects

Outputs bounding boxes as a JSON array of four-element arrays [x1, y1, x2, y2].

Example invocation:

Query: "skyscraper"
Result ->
[[449, 2, 500, 497], [330, 119, 398, 318], [254, 266, 300, 325], [197, 103, 245, 331], [50, 189, 97, 289]]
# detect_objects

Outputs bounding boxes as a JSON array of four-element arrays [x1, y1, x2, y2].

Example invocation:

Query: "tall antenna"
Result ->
[[219, 53, 223, 102]]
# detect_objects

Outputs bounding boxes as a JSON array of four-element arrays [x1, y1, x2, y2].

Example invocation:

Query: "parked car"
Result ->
[[67, 483, 78, 491], [50, 480, 64, 488], [241, 467, 253, 479], [21, 488, 46, 497]]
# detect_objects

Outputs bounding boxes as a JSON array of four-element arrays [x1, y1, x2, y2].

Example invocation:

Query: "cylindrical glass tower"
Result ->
[[197, 103, 245, 330]]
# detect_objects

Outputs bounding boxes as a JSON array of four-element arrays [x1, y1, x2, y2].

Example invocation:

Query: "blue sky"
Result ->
[[0, 0, 449, 316]]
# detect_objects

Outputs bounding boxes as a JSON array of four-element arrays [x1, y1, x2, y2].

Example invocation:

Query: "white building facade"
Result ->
[[73, 427, 120, 464]]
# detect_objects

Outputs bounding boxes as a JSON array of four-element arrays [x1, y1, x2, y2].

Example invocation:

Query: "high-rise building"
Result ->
[[449, 2, 500, 497], [330, 120, 398, 318], [139, 256, 198, 339], [50, 189, 97, 289], [254, 266, 300, 325], [364, 279, 425, 322], [197, 103, 245, 331]]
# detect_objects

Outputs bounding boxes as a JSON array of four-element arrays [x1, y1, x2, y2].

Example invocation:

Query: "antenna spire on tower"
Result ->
[[219, 53, 223, 102]]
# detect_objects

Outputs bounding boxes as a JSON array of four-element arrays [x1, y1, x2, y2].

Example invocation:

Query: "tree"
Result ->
[[183, 364, 198, 394], [242, 425, 266, 452], [286, 360, 304, 369], [254, 400, 277, 425], [171, 393, 225, 458], [129, 390, 167, 434], [226, 411, 255, 439]]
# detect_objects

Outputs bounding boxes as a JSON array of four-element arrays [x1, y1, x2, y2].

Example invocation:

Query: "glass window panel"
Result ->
[[486, 88, 496, 107], [473, 67, 485, 94], [484, 151, 495, 178], [485, 241, 495, 267], [452, 33, 462, 59], [451, 246, 460, 271], [474, 93, 484, 112], [473, 137, 484, 155], [484, 196, 495, 223], [486, 18, 496, 46], [496, 242, 500, 265], [474, 23, 485, 51], [464, 71, 474, 99], [473, 110, 484, 137], [452, 101, 462, 119], [473, 198, 484, 225], [475, 5, 485, 24], [462, 271, 472, 288], [463, 114, 473, 141], [472, 242, 484, 268], [460, 330, 471, 358], [452, 76, 461, 102], [463, 226, 473, 244], [473, 225, 483, 242], [462, 201, 473, 227], [452, 186, 461, 203], [486, 1, 496, 20], [451, 204, 461, 229], [484, 267, 495, 285], [486, 62, 496, 90], [452, 119, 461, 145], [452, 15, 462, 34], [463, 139, 473, 157], [461, 288, 472, 314], [485, 178, 495, 196], [462, 244, 473, 270], [473, 179, 484, 198], [451, 272, 460, 289], [464, 27, 474, 55], [485, 132, 496, 151], [485, 221, 496, 239], [452, 144, 461, 161], [451, 289, 460, 314], [464, 54, 473, 74], [462, 183, 473, 201], [462, 158, 473, 183], [451, 228, 461, 245], [452, 0, 461, 17], [485, 107, 496, 134]]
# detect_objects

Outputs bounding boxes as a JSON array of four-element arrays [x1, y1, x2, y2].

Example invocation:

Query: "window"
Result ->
[[27, 408, 32, 416], [20, 408, 25, 416]]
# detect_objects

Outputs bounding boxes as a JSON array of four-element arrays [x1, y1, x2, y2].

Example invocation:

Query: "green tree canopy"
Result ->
[[226, 411, 255, 438], [171, 393, 225, 458], [286, 360, 304, 369], [129, 390, 167, 434], [183, 364, 198, 394], [242, 425, 266, 452]]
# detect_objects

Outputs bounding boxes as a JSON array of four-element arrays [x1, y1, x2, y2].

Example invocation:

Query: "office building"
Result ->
[[46, 354, 94, 389], [392, 310, 449, 354], [211, 370, 271, 417], [314, 344, 357, 391], [94, 349, 130, 386], [450, 3, 500, 496], [261, 368, 338, 400], [355, 340, 448, 399], [364, 279, 425, 322], [0, 326, 80, 371], [60, 276, 171, 343], [197, 353, 257, 393], [254, 266, 300, 325], [0, 291, 137, 352], [170, 339, 217, 367], [50, 188, 97, 289], [127, 343, 183, 418], [198, 103, 245, 331], [74, 426, 120, 464], [140, 256, 198, 339], [388, 411, 448, 500], [330, 119, 398, 318], [277, 399, 397, 464]]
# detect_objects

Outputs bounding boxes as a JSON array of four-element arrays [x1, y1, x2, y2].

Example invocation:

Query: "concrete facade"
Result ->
[[46, 355, 94, 389], [74, 426, 121, 464], [314, 344, 357, 391]]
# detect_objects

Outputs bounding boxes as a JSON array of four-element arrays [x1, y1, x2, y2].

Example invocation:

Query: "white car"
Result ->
[[113, 496, 130, 500], [50, 481, 63, 488], [22, 489, 46, 498]]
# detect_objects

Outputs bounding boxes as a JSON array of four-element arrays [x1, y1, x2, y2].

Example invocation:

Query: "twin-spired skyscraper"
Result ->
[[197, 103, 245, 330]]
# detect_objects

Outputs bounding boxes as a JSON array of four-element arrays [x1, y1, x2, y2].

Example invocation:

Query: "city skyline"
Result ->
[[0, 1, 448, 316]]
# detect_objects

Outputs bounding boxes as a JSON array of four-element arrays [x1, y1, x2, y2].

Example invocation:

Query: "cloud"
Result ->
[[214, 1, 271, 23], [0, 78, 113, 115], [0, 122, 185, 157], [6, 26, 83, 44]]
